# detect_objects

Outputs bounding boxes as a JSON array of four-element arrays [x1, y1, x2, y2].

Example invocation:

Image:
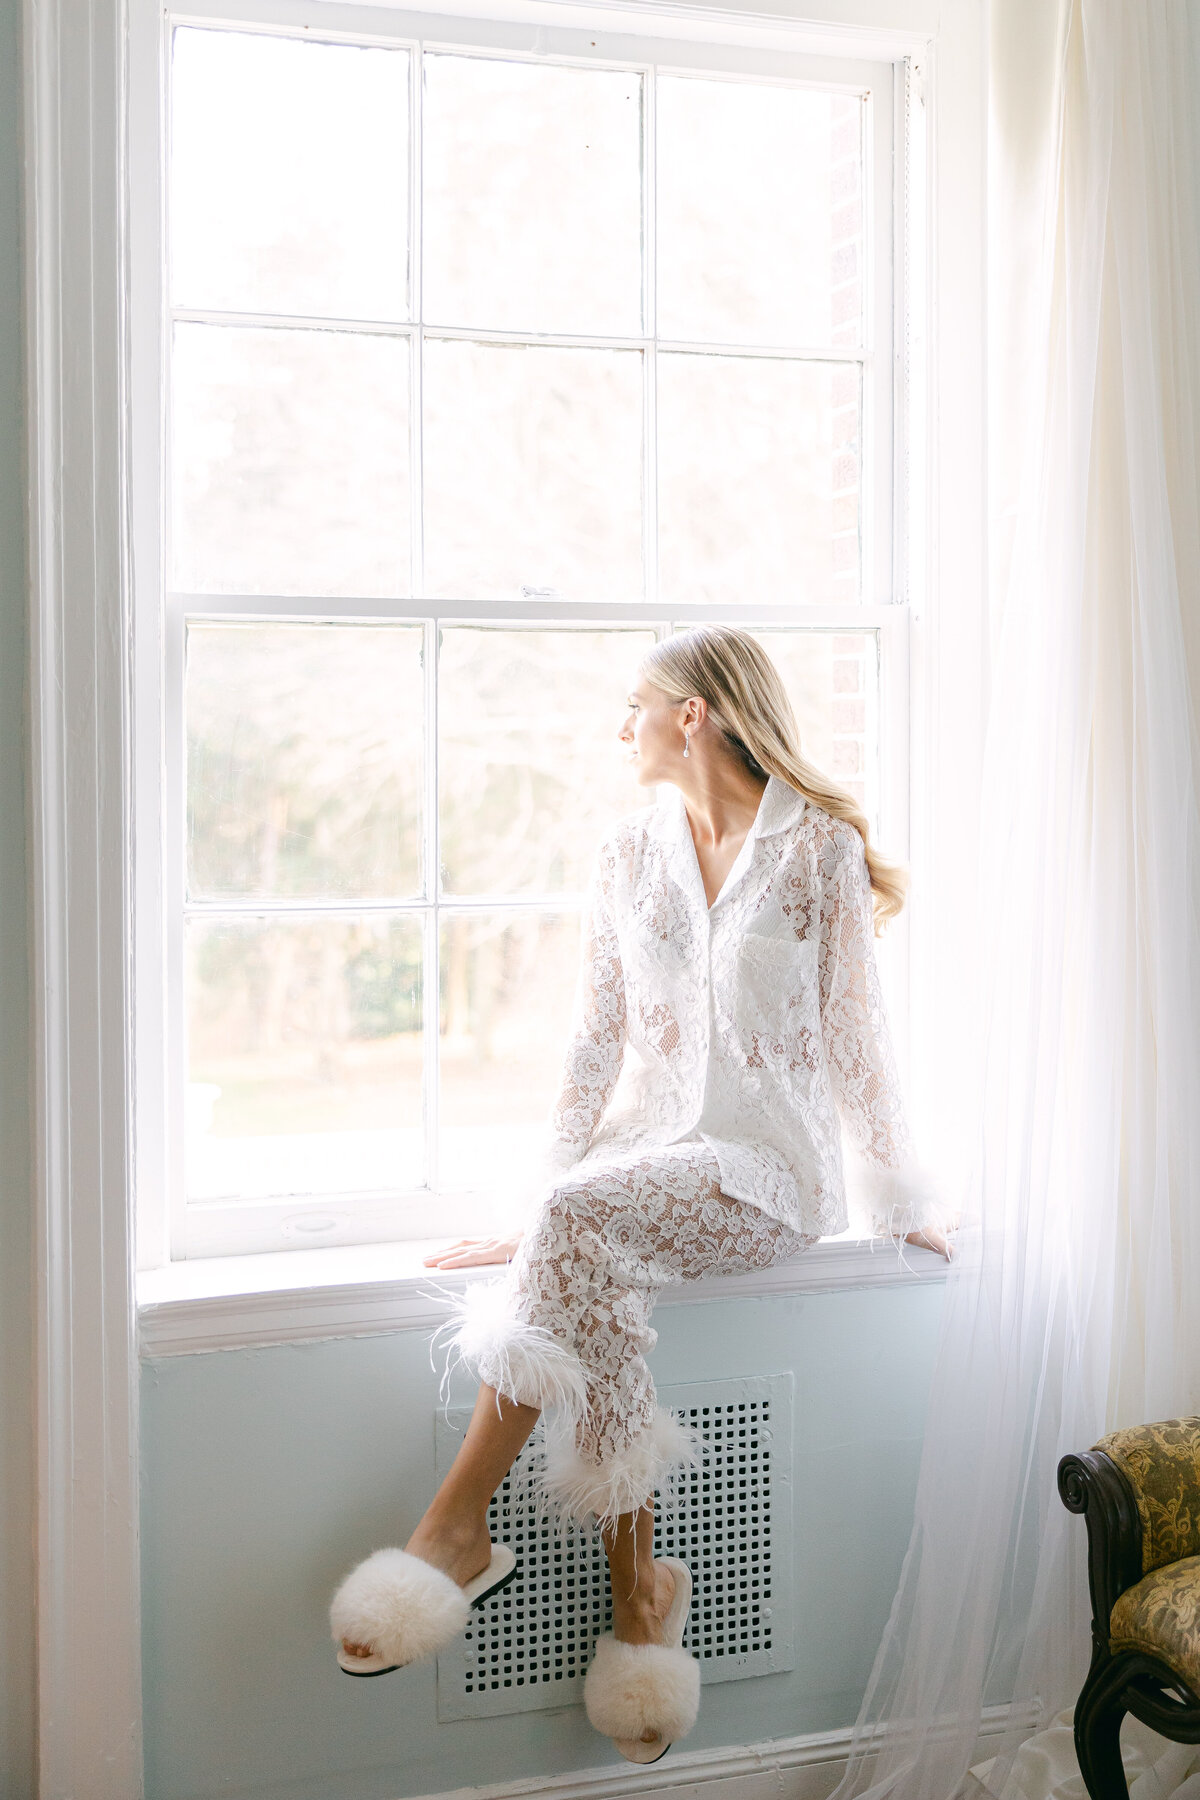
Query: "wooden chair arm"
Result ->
[[1059, 1448, 1144, 1658]]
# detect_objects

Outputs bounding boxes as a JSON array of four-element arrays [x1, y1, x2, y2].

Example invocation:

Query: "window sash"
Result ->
[[170, 604, 907, 1259], [133, 0, 912, 1263]]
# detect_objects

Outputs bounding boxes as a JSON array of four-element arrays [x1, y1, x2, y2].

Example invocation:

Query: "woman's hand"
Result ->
[[903, 1224, 955, 1261], [421, 1233, 523, 1269]]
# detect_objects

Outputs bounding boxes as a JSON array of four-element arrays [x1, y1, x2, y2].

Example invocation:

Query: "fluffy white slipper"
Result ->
[[331, 1543, 517, 1677], [584, 1558, 699, 1763]]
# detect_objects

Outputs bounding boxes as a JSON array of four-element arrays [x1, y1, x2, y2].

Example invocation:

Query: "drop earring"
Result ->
[[682, 729, 690, 758]]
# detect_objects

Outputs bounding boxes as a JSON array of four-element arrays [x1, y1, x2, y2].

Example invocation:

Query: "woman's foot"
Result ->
[[608, 1559, 678, 1742], [340, 1514, 493, 1659]]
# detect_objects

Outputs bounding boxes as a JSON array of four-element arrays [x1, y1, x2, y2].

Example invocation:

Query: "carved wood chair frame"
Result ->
[[1058, 1448, 1200, 1800]]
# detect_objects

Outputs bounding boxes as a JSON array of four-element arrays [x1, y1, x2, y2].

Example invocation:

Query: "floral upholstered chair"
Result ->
[[1058, 1417, 1200, 1800]]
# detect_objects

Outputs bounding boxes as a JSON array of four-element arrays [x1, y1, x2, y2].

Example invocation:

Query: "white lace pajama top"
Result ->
[[534, 774, 931, 1244]]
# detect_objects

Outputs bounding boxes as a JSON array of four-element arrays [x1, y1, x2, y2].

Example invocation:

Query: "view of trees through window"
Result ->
[[170, 21, 881, 1230]]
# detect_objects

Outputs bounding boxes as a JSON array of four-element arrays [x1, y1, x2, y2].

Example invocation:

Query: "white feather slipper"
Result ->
[[331, 1543, 517, 1677], [583, 1558, 699, 1763]]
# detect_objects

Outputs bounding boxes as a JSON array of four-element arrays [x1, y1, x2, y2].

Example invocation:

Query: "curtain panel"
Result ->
[[832, 4, 1200, 1795]]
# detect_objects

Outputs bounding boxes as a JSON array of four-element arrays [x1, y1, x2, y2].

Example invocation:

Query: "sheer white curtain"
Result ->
[[831, 3, 1200, 1797]]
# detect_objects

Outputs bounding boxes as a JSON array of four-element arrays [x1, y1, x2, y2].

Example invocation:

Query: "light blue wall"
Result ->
[[0, 0, 35, 1794], [141, 1279, 944, 1800]]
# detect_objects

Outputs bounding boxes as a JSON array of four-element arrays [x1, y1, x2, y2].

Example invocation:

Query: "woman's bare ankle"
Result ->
[[404, 1505, 493, 1586], [610, 1559, 674, 1644]]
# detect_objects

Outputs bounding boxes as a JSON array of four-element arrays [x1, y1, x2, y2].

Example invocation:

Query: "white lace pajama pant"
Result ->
[[432, 1141, 815, 1535]]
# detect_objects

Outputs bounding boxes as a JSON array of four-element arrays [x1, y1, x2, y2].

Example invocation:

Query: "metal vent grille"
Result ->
[[435, 1372, 794, 1721]]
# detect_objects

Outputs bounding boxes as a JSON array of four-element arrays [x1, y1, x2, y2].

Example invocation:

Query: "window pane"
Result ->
[[423, 339, 643, 601], [172, 323, 410, 597], [186, 915, 423, 1201], [657, 78, 863, 348], [170, 29, 410, 320], [657, 354, 860, 606], [439, 627, 653, 895], [740, 627, 879, 824], [423, 54, 642, 336], [439, 911, 580, 1192], [187, 624, 424, 901]]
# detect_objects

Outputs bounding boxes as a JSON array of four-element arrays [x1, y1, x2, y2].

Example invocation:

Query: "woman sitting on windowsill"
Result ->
[[328, 623, 953, 1762]]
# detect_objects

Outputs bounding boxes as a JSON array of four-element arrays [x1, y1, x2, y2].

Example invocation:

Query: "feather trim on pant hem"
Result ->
[[534, 1406, 709, 1536], [424, 1274, 589, 1421]]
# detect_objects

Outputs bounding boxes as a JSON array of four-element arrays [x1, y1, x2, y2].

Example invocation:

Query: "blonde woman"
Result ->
[[329, 625, 950, 1760]]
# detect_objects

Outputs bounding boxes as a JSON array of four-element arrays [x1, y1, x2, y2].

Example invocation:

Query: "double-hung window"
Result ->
[[136, 0, 916, 1263]]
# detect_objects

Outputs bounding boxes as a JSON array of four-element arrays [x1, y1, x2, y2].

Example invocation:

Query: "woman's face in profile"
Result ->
[[619, 673, 688, 787]]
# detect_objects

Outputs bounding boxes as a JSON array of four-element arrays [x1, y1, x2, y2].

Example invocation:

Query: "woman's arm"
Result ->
[[538, 833, 629, 1179], [818, 826, 950, 1255]]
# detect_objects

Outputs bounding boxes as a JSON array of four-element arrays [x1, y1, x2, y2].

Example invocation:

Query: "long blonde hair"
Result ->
[[640, 625, 908, 932]]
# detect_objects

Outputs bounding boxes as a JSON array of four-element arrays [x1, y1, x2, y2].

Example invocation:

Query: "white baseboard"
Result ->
[[403, 1708, 1025, 1800], [408, 1727, 857, 1800]]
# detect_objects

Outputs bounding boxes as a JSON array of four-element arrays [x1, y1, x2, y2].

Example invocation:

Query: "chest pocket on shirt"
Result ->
[[736, 931, 819, 1040]]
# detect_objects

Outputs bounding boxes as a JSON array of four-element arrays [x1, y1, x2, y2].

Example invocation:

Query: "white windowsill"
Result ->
[[136, 1233, 949, 1358]]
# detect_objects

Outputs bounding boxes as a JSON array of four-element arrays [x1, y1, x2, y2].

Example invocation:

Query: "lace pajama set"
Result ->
[[433, 775, 930, 1534]]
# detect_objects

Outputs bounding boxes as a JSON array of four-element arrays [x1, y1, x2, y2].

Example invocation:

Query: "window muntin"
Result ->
[[161, 11, 900, 1258]]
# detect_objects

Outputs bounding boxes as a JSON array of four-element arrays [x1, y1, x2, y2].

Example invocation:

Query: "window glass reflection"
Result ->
[[187, 623, 423, 901], [439, 912, 581, 1193], [186, 915, 423, 1201], [439, 626, 653, 895]]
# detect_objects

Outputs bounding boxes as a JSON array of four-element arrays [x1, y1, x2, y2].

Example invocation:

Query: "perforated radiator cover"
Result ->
[[434, 1371, 795, 1721]]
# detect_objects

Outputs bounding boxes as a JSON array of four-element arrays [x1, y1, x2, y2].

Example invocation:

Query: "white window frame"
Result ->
[[135, 0, 913, 1265], [25, 0, 983, 1787]]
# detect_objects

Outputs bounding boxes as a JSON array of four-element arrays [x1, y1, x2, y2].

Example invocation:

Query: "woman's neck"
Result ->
[[676, 765, 769, 849]]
